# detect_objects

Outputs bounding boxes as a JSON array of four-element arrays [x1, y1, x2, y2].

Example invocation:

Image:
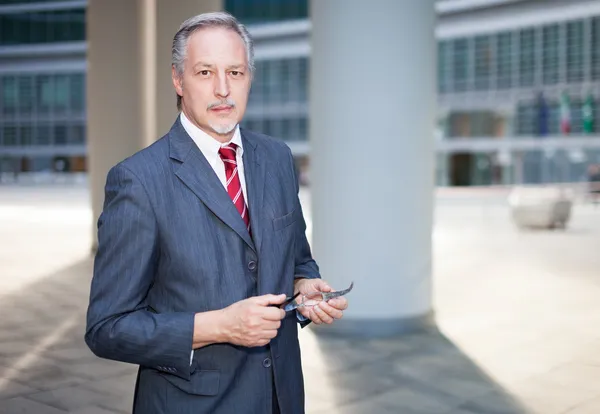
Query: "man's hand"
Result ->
[[294, 278, 348, 325], [218, 294, 287, 347]]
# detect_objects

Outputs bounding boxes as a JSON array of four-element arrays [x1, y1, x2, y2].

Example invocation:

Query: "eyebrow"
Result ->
[[193, 62, 215, 70], [192, 62, 246, 71]]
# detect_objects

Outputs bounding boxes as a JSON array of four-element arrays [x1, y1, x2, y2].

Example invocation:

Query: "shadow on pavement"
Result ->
[[0, 258, 137, 413], [303, 329, 528, 414], [0, 258, 525, 414]]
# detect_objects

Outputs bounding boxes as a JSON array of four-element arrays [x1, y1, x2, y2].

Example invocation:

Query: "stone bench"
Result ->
[[507, 186, 573, 230]]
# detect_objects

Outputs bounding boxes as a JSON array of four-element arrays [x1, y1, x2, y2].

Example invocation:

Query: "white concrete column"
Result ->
[[309, 0, 437, 336], [87, 0, 222, 250]]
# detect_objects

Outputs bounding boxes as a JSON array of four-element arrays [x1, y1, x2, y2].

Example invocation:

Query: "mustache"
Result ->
[[207, 99, 236, 110]]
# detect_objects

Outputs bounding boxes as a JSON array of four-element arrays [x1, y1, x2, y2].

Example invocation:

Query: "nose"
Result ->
[[214, 71, 230, 98]]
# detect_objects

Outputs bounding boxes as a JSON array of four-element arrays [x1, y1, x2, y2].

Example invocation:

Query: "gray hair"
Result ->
[[172, 12, 254, 110]]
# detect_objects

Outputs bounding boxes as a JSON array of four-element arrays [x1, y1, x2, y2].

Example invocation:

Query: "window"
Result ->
[[516, 103, 536, 136], [592, 17, 600, 81], [225, 0, 308, 24], [242, 119, 263, 133], [69, 124, 85, 144], [438, 41, 451, 93], [17, 76, 34, 114], [519, 29, 536, 87], [298, 117, 307, 141], [542, 24, 560, 85], [474, 36, 492, 90], [248, 60, 265, 107], [0, 1, 81, 3], [54, 74, 70, 113], [452, 38, 469, 92], [496, 32, 513, 89], [547, 101, 560, 135], [297, 57, 308, 103], [69, 73, 85, 112], [522, 151, 543, 184], [1, 76, 17, 115], [20, 126, 32, 145], [249, 57, 308, 109], [265, 60, 283, 105], [36, 75, 53, 114], [54, 125, 68, 145], [0, 9, 85, 46], [2, 125, 18, 146], [35, 125, 51, 145], [569, 100, 584, 134], [566, 21, 584, 83]]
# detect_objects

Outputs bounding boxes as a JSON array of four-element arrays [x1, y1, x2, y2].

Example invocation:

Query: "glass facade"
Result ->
[[225, 0, 308, 24], [241, 57, 309, 142], [0, 72, 86, 171], [0, 9, 85, 45], [0, 0, 81, 3], [566, 20, 584, 83], [496, 31, 513, 89], [439, 17, 600, 93]]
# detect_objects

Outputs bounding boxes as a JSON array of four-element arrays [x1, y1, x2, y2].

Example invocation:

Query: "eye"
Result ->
[[230, 71, 243, 77], [198, 70, 210, 76]]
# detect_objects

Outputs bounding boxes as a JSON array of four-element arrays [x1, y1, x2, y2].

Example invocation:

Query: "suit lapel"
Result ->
[[169, 119, 256, 253], [241, 129, 266, 254]]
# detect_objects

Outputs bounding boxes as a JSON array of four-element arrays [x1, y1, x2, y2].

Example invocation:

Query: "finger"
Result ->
[[262, 330, 279, 339], [260, 306, 286, 321], [255, 338, 271, 347], [327, 297, 348, 311], [317, 301, 343, 319], [262, 320, 281, 331], [297, 307, 311, 320], [314, 304, 334, 324], [309, 307, 323, 325], [315, 280, 333, 292], [255, 293, 287, 306]]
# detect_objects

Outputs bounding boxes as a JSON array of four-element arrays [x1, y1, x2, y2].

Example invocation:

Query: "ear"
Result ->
[[172, 65, 183, 97]]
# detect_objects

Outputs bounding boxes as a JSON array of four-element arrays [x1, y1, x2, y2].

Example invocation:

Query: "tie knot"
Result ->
[[218, 144, 238, 162]]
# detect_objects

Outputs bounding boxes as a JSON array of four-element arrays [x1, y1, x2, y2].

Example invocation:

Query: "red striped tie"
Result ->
[[218, 144, 250, 232]]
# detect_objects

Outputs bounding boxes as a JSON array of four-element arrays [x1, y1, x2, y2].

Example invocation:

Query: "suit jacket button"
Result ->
[[248, 260, 257, 272], [263, 358, 272, 368]]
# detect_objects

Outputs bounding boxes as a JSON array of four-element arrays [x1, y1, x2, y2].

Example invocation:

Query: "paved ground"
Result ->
[[1, 182, 600, 413]]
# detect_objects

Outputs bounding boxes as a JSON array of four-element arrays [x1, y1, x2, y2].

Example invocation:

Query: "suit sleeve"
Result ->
[[286, 149, 320, 328], [288, 148, 320, 280], [85, 163, 195, 381]]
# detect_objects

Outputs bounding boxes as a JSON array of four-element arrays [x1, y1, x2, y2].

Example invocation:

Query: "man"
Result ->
[[85, 11, 348, 414]]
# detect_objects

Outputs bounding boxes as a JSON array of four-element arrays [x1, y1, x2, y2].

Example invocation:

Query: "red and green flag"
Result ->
[[560, 92, 571, 135]]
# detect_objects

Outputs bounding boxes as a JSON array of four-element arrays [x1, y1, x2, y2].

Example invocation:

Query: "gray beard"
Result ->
[[209, 122, 237, 135]]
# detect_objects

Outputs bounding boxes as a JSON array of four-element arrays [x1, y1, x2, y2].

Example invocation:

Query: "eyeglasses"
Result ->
[[282, 282, 354, 312]]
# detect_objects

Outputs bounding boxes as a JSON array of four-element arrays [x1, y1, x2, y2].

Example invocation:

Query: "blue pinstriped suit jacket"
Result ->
[[85, 118, 320, 414]]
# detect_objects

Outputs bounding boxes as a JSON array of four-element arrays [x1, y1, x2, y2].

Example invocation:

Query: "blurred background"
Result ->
[[1, 1, 600, 413], [0, 0, 600, 186]]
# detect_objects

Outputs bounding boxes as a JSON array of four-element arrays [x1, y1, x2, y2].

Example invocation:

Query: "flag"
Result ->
[[537, 92, 549, 137], [583, 93, 594, 134], [560, 92, 571, 135]]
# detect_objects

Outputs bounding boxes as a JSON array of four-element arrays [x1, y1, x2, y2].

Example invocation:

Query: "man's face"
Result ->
[[172, 27, 251, 141]]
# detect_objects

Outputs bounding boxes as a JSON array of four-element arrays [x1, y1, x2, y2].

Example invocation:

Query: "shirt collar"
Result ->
[[180, 111, 243, 159]]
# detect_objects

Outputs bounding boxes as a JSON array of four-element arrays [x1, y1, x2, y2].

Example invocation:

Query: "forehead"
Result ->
[[186, 26, 247, 65]]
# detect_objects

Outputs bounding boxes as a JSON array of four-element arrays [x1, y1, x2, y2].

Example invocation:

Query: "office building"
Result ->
[[2, 0, 600, 186], [0, 0, 86, 173]]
